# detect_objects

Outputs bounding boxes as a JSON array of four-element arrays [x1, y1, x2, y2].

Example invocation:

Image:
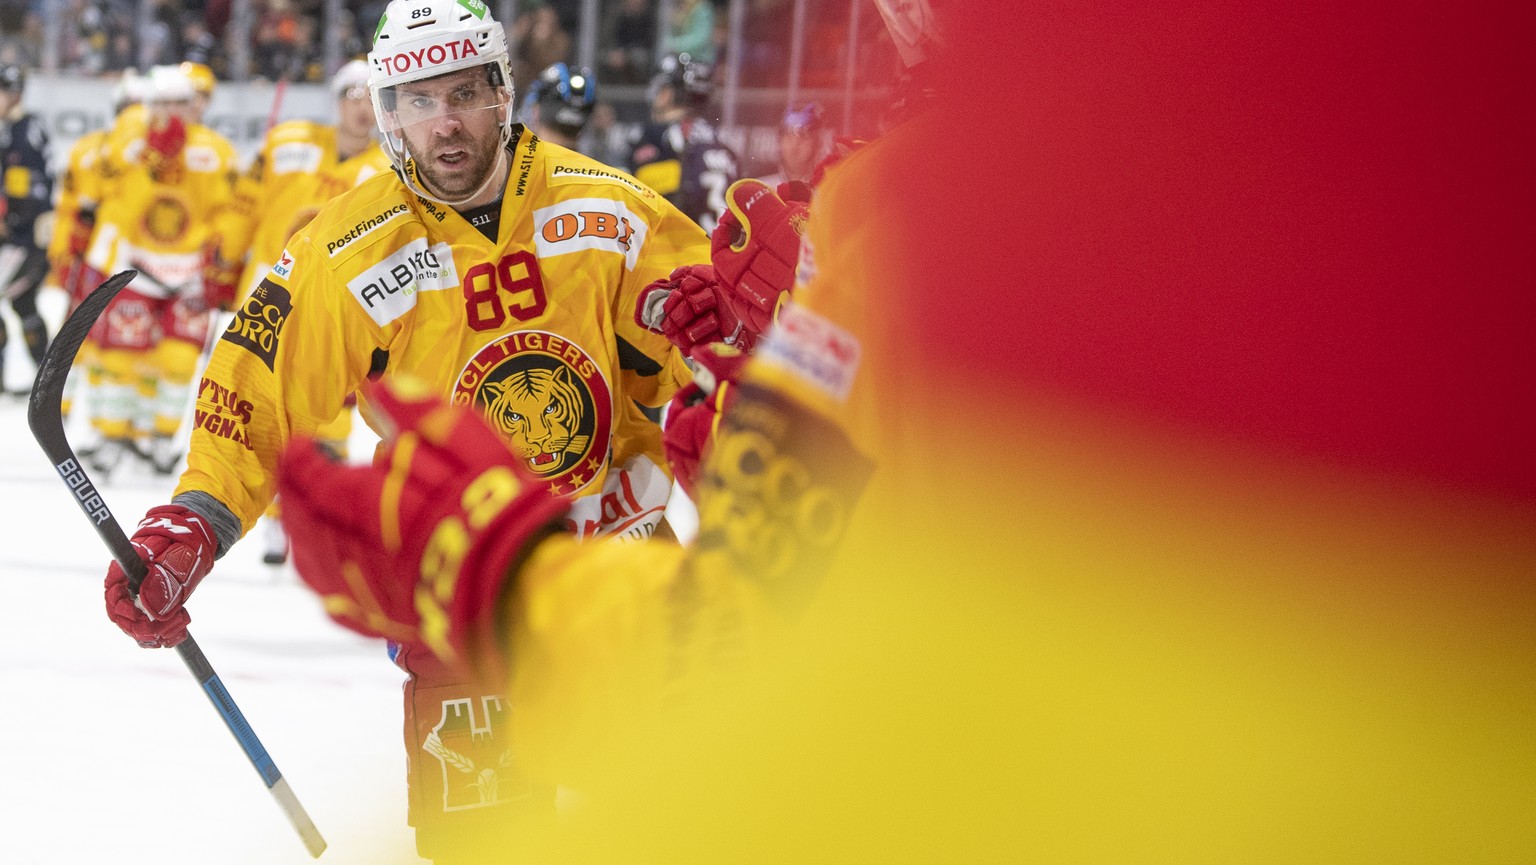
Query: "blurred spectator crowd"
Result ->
[[0, 0, 877, 90]]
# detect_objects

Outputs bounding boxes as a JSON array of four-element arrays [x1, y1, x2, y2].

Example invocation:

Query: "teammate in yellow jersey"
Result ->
[[100, 1, 710, 861], [82, 64, 239, 476], [48, 70, 145, 419], [178, 61, 216, 122], [220, 59, 391, 305], [217, 59, 393, 564]]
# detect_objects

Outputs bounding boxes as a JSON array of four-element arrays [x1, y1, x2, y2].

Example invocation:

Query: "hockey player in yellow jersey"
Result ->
[[220, 59, 392, 304], [100, 1, 709, 861], [217, 59, 392, 564], [47, 70, 146, 419], [82, 64, 239, 476]]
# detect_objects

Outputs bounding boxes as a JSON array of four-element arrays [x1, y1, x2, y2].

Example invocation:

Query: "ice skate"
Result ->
[[86, 437, 132, 476], [144, 435, 183, 476], [262, 517, 291, 566]]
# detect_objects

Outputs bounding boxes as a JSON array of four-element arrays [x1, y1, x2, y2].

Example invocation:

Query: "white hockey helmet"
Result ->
[[111, 69, 147, 112], [331, 58, 370, 100], [367, 0, 515, 202], [145, 65, 197, 104]]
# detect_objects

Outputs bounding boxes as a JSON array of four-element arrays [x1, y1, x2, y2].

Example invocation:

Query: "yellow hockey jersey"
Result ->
[[86, 121, 239, 296], [224, 121, 393, 297], [177, 128, 707, 539], [45, 127, 108, 277], [46, 105, 149, 282]]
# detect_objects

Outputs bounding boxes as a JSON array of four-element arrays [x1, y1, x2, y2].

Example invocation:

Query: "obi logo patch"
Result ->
[[347, 238, 458, 326], [532, 198, 649, 270], [222, 279, 291, 370], [454, 330, 612, 496]]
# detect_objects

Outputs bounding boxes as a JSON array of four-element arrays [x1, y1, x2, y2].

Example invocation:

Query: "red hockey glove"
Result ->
[[53, 208, 100, 307], [809, 136, 869, 187], [278, 378, 569, 681], [104, 504, 218, 649], [710, 179, 810, 335], [636, 263, 757, 354], [198, 243, 242, 312], [665, 344, 749, 499], [143, 115, 187, 183], [66, 206, 96, 258]]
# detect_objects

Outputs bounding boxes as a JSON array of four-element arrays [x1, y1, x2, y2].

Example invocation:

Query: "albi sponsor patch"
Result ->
[[348, 238, 459, 326], [222, 279, 291, 371]]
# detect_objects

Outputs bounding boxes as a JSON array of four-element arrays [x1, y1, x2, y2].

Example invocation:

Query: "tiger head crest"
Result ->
[[480, 366, 591, 477]]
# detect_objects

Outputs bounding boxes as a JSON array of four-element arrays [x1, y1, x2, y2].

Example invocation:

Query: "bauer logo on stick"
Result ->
[[56, 458, 112, 525]]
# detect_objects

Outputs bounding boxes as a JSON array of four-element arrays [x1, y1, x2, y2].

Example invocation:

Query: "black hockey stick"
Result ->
[[27, 270, 327, 858]]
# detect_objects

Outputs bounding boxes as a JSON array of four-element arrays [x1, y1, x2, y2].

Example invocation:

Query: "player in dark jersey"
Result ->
[[0, 63, 54, 395], [519, 61, 598, 150], [628, 52, 740, 233]]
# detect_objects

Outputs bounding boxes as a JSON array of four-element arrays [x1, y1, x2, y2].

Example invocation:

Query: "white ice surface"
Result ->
[[0, 288, 700, 863], [0, 290, 426, 864]]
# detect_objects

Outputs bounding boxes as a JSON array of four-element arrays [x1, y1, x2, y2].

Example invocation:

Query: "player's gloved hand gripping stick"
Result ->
[[27, 270, 327, 858]]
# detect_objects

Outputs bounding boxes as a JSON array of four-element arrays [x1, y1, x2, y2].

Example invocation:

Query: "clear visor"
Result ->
[[378, 79, 511, 134]]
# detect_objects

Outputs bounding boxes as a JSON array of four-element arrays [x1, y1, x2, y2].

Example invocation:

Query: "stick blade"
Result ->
[[27, 269, 138, 443]]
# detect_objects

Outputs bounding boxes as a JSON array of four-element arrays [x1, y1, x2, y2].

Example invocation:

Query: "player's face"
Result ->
[[779, 129, 818, 174], [150, 98, 195, 125], [390, 68, 506, 200], [650, 85, 675, 120], [0, 89, 17, 115], [337, 87, 376, 140]]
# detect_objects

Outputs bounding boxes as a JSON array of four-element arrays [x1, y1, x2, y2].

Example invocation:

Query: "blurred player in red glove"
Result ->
[[661, 343, 748, 498], [80, 64, 240, 476], [279, 379, 568, 683]]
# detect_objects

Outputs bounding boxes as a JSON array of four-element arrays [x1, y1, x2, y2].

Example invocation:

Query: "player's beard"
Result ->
[[411, 124, 502, 202]]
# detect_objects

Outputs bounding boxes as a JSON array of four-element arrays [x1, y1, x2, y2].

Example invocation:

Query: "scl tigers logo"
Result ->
[[482, 367, 590, 477], [141, 192, 191, 244], [454, 330, 612, 496]]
